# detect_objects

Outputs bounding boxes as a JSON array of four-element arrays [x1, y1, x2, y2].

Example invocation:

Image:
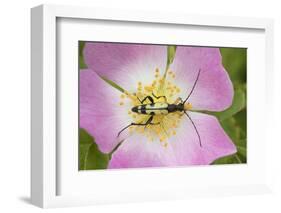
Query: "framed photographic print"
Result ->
[[31, 4, 274, 208]]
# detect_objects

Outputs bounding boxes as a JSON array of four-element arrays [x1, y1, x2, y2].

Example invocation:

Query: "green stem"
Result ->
[[234, 154, 242, 163], [158, 46, 177, 92], [100, 76, 125, 93]]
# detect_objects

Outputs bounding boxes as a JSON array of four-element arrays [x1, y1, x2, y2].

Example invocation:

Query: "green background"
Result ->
[[79, 42, 247, 170]]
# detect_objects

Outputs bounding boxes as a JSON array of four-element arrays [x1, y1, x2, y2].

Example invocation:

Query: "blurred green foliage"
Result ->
[[79, 129, 109, 170], [79, 41, 87, 69], [79, 44, 247, 170]]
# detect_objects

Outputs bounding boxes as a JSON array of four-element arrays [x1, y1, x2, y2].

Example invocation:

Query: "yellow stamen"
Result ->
[[144, 86, 153, 92], [160, 136, 166, 142]]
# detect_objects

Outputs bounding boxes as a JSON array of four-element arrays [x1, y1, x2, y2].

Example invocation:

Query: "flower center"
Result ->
[[119, 68, 191, 147]]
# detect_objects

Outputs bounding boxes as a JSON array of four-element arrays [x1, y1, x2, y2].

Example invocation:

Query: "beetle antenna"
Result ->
[[117, 123, 132, 137], [183, 69, 201, 104], [184, 111, 202, 147]]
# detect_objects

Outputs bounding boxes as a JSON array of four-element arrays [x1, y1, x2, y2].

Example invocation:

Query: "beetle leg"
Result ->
[[117, 116, 160, 137], [152, 92, 167, 102], [136, 95, 154, 104]]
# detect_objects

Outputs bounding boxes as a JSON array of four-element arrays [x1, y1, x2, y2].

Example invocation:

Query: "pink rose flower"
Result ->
[[80, 43, 236, 168]]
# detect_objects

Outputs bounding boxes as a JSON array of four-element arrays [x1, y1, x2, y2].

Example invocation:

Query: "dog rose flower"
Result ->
[[80, 43, 236, 168]]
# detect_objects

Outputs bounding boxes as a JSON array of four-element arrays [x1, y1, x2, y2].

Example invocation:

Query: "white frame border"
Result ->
[[31, 4, 274, 208]]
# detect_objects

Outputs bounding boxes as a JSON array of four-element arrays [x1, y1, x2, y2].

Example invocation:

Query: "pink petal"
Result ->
[[84, 42, 166, 91], [168, 112, 237, 165], [108, 112, 236, 168], [80, 69, 132, 153], [108, 134, 177, 169], [170, 47, 234, 111]]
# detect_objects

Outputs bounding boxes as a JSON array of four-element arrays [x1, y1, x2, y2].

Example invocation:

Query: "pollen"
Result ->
[[120, 94, 125, 99], [119, 102, 124, 106]]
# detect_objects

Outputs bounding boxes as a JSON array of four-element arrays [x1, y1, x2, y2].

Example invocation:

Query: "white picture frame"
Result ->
[[31, 4, 274, 208]]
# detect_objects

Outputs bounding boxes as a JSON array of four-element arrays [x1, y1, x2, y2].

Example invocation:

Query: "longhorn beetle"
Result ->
[[118, 69, 202, 147]]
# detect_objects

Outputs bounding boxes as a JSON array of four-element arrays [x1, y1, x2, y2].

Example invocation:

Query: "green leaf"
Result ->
[[234, 109, 247, 139], [80, 128, 93, 145], [220, 117, 240, 143], [79, 143, 91, 170], [220, 117, 246, 147], [236, 139, 246, 148], [84, 143, 109, 170], [79, 128, 93, 170], [213, 88, 246, 121], [79, 128, 109, 170], [211, 154, 240, 165], [220, 48, 247, 84], [79, 41, 87, 69], [237, 145, 247, 163], [79, 56, 87, 69]]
